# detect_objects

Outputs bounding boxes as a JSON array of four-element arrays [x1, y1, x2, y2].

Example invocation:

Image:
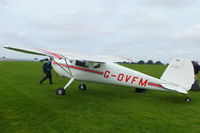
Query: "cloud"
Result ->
[[0, 29, 28, 39], [134, 12, 168, 26], [0, 0, 7, 9], [0, 0, 6, 5], [138, 0, 197, 8], [173, 24, 200, 43], [0, 0, 200, 63]]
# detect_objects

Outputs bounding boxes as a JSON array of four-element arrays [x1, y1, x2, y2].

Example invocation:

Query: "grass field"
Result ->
[[0, 61, 200, 133]]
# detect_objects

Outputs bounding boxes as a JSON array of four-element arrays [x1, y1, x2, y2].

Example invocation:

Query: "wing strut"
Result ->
[[51, 58, 73, 78], [64, 58, 73, 77], [64, 78, 75, 90]]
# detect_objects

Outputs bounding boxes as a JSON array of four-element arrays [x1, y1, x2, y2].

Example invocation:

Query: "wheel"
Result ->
[[185, 97, 192, 102], [56, 88, 65, 95], [79, 83, 87, 91]]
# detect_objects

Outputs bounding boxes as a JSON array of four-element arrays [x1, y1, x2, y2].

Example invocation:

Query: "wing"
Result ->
[[3, 45, 133, 63], [3, 45, 65, 59]]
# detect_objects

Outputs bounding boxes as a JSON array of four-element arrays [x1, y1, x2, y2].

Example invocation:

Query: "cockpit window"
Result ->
[[75, 60, 88, 67], [93, 63, 101, 68]]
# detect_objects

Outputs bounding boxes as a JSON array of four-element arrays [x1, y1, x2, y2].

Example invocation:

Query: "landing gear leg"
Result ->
[[56, 78, 75, 95]]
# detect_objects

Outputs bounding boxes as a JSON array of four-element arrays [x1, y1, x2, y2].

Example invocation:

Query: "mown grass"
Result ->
[[0, 61, 200, 133]]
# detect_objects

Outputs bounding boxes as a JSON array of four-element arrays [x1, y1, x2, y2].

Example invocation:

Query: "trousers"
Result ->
[[40, 71, 53, 84]]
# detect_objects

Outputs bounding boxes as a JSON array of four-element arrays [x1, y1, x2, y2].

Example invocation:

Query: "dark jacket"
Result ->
[[43, 61, 52, 73], [192, 62, 200, 74]]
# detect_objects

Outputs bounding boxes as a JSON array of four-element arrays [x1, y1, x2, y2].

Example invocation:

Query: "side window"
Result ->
[[75, 60, 88, 67]]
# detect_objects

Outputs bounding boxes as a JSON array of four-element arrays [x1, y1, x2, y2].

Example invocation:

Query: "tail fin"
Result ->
[[161, 58, 195, 94]]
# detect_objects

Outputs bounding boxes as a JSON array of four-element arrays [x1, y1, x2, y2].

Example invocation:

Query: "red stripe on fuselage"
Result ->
[[52, 62, 103, 75], [148, 82, 163, 88]]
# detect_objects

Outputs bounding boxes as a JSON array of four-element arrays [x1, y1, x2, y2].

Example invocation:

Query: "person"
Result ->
[[192, 61, 200, 80], [191, 61, 200, 91], [40, 58, 53, 84]]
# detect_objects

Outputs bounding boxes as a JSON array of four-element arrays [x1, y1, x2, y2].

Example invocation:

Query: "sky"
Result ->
[[0, 0, 200, 63]]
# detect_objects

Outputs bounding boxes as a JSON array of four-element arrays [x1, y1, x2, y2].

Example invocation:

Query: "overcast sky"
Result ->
[[0, 0, 200, 63]]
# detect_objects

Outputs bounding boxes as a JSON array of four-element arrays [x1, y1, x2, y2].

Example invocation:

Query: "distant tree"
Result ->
[[131, 62, 136, 64], [3, 57, 5, 58], [137, 60, 145, 64], [123, 61, 130, 64], [146, 60, 153, 64], [154, 61, 163, 65]]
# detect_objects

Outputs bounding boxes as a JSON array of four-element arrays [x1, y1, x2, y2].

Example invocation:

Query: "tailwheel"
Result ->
[[185, 97, 192, 102], [79, 83, 87, 91], [56, 88, 65, 95]]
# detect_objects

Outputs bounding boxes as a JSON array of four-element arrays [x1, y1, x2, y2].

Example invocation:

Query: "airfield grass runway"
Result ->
[[0, 61, 200, 133]]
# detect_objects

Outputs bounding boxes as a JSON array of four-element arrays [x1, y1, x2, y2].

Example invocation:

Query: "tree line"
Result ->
[[137, 60, 163, 65], [121, 60, 166, 65]]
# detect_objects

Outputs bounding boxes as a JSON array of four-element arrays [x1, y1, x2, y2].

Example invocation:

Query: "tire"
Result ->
[[185, 97, 192, 102], [56, 88, 65, 95], [79, 83, 87, 91]]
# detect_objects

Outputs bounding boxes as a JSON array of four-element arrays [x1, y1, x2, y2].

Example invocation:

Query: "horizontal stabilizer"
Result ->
[[161, 83, 188, 94]]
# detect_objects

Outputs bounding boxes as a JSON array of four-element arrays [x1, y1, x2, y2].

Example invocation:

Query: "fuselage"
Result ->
[[52, 58, 167, 92]]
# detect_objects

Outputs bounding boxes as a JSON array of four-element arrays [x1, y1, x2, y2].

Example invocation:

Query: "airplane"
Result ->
[[2, 45, 195, 102]]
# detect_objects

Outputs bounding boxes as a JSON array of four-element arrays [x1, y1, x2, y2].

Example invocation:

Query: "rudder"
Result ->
[[161, 58, 195, 92]]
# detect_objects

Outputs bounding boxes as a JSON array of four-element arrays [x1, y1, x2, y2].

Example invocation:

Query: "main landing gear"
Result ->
[[79, 83, 87, 91], [185, 97, 192, 102], [57, 88, 65, 95], [56, 78, 87, 95], [56, 78, 75, 95], [182, 94, 192, 102]]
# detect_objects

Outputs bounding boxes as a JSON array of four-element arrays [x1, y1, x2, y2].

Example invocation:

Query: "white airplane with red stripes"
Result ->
[[3, 45, 195, 102]]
